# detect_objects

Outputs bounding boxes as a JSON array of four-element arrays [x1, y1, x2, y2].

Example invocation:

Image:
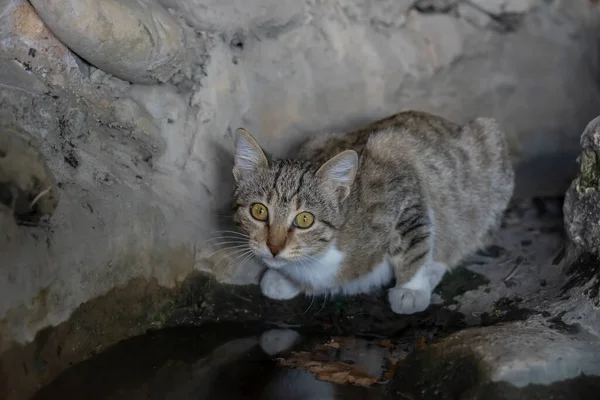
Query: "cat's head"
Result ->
[[232, 128, 358, 269]]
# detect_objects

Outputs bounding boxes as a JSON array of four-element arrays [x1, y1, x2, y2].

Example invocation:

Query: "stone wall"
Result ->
[[1, 0, 600, 359]]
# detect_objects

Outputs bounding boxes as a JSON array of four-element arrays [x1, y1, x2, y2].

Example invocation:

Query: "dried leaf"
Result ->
[[276, 336, 407, 388], [416, 337, 427, 348], [323, 340, 341, 349], [277, 351, 380, 387], [317, 369, 379, 386], [331, 336, 357, 345]]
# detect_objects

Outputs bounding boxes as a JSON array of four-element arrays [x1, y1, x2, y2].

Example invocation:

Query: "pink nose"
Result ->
[[268, 245, 281, 256]]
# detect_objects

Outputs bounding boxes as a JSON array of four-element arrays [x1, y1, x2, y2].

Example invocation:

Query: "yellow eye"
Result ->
[[250, 203, 269, 221], [294, 212, 315, 229]]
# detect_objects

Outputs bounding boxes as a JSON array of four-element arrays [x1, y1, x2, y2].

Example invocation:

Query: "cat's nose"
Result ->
[[268, 245, 282, 256]]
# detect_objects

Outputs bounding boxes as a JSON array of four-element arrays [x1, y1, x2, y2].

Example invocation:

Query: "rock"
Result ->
[[0, 0, 115, 107], [29, 0, 187, 84], [564, 115, 600, 253], [107, 97, 166, 158], [469, 0, 539, 15], [388, 319, 600, 397], [457, 2, 496, 29], [562, 115, 600, 339], [157, 0, 307, 34], [413, 0, 460, 14], [0, 60, 48, 96]]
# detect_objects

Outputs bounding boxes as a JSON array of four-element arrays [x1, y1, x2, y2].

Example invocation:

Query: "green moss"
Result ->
[[576, 149, 600, 194]]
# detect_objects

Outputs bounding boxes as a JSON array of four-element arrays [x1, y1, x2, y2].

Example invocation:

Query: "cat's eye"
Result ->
[[293, 212, 315, 229], [250, 203, 269, 221]]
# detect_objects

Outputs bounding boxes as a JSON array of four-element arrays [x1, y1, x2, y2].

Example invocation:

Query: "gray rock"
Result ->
[[469, 0, 539, 15], [29, 0, 187, 83], [0, 0, 117, 107], [157, 0, 308, 34], [564, 115, 600, 254]]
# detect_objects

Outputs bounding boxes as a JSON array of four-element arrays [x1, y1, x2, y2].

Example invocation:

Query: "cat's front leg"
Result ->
[[260, 269, 301, 300], [388, 261, 448, 314], [387, 204, 441, 315], [388, 270, 432, 315]]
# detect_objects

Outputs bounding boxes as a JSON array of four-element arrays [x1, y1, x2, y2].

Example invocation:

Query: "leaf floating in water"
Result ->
[[378, 339, 394, 349], [276, 336, 406, 387], [316, 336, 356, 351], [277, 351, 380, 387], [322, 340, 341, 349]]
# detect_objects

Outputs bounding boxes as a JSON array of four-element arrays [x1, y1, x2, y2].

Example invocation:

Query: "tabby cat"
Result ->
[[232, 111, 514, 314]]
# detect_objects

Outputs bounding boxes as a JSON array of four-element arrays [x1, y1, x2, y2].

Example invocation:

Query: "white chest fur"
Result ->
[[282, 244, 394, 296]]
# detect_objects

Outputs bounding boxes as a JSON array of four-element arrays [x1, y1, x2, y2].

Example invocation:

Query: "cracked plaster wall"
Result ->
[[0, 0, 600, 351]]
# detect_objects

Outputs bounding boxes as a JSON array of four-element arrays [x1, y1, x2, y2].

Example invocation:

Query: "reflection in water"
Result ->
[[31, 323, 600, 400], [33, 325, 386, 400]]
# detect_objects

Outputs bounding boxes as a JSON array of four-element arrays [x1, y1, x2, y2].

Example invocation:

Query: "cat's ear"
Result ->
[[233, 128, 268, 182], [316, 150, 358, 201]]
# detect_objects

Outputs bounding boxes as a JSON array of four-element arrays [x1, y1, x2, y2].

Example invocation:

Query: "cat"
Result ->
[[232, 111, 514, 314]]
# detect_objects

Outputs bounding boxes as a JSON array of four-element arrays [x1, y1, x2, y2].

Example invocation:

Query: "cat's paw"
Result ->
[[260, 269, 301, 300], [388, 287, 431, 315], [259, 329, 300, 356]]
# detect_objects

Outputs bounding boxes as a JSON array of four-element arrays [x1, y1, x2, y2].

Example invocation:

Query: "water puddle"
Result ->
[[32, 323, 402, 399], [30, 321, 600, 400]]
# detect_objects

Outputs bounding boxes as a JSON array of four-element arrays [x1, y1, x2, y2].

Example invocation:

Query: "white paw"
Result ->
[[388, 287, 431, 315], [260, 269, 301, 300], [259, 329, 300, 356]]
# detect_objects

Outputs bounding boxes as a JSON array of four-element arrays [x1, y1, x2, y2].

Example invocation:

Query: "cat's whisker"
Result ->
[[302, 292, 315, 315], [204, 233, 249, 249], [205, 248, 248, 287], [209, 248, 251, 279], [298, 258, 319, 315], [205, 235, 248, 243], [228, 252, 255, 280], [303, 254, 323, 266], [215, 214, 234, 218], [219, 250, 254, 280], [205, 239, 247, 246], [213, 246, 251, 267], [211, 230, 249, 237], [315, 293, 328, 315], [204, 240, 248, 249], [204, 244, 249, 259], [222, 248, 253, 272], [213, 250, 252, 279], [205, 235, 248, 242]]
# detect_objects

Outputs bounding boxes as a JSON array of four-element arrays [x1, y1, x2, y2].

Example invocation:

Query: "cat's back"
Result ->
[[299, 110, 514, 265], [362, 110, 514, 264], [298, 111, 470, 163], [299, 110, 510, 178]]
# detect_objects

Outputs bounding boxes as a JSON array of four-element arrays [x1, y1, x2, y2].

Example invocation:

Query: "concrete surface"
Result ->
[[1, 0, 600, 397]]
